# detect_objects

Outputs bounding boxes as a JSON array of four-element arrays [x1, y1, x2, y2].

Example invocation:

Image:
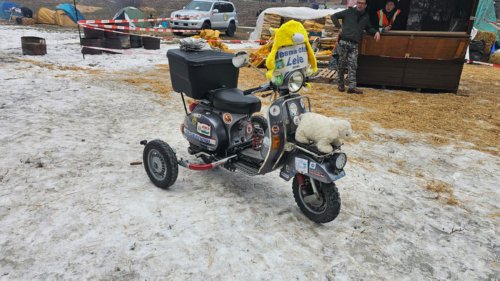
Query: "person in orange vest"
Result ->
[[377, 0, 402, 33]]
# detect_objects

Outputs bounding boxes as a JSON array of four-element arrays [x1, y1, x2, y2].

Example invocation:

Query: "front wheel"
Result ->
[[143, 139, 178, 189], [292, 175, 341, 223], [201, 21, 211, 30], [226, 21, 236, 37]]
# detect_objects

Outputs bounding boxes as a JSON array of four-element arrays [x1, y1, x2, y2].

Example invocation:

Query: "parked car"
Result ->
[[170, 0, 238, 37]]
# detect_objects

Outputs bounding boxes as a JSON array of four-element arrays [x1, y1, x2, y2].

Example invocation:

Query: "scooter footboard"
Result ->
[[279, 153, 346, 183]]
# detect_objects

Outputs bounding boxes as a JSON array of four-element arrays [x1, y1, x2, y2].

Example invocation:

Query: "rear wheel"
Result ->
[[226, 21, 236, 37], [143, 139, 178, 189], [292, 175, 341, 223]]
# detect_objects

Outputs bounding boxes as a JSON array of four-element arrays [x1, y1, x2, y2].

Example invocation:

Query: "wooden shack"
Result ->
[[357, 0, 480, 92]]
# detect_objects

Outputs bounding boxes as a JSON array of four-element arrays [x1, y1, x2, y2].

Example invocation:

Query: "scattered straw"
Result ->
[[138, 64, 498, 155], [307, 65, 499, 156], [18, 59, 103, 75], [238, 64, 500, 155], [109, 59, 500, 156], [120, 64, 173, 98], [424, 180, 458, 206]]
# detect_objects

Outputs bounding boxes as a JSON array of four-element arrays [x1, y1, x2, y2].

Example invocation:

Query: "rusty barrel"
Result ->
[[143, 36, 160, 50], [21, 36, 47, 55]]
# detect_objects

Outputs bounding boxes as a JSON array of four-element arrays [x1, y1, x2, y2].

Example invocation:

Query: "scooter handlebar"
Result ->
[[243, 83, 271, 95]]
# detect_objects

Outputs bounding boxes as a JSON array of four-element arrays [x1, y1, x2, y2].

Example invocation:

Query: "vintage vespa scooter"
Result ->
[[141, 42, 348, 223]]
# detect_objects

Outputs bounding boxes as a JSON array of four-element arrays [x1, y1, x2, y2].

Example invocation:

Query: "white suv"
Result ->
[[170, 0, 238, 37]]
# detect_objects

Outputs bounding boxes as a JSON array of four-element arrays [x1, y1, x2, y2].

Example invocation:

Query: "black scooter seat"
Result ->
[[211, 88, 261, 115]]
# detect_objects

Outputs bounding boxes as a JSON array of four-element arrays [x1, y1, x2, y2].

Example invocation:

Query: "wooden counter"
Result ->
[[357, 31, 470, 92]]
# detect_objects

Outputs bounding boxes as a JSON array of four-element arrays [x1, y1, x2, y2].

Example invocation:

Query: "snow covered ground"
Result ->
[[0, 24, 499, 280]]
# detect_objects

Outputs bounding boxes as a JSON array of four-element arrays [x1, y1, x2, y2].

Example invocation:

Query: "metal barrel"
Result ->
[[21, 36, 47, 55]]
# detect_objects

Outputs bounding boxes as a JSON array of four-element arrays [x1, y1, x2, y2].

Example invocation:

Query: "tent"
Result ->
[[35, 7, 56, 24], [56, 3, 84, 23], [474, 0, 498, 42], [55, 10, 77, 27], [35, 5, 84, 27], [113, 7, 152, 28], [10, 6, 33, 18], [0, 1, 19, 19]]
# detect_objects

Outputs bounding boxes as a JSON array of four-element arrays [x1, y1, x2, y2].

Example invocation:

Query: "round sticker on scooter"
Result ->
[[246, 123, 253, 135], [270, 105, 281, 116], [293, 116, 300, 126], [223, 113, 233, 124], [271, 125, 280, 134]]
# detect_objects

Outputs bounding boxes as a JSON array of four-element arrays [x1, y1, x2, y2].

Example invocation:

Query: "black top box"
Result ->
[[167, 49, 239, 100]]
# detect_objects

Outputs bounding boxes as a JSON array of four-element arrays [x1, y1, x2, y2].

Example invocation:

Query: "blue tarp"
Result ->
[[0, 1, 20, 19], [56, 3, 84, 23]]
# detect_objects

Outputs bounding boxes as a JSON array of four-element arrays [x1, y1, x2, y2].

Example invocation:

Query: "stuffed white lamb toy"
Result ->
[[295, 112, 353, 153]]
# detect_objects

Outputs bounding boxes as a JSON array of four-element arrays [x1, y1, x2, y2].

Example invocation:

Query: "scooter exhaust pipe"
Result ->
[[178, 155, 237, 171]]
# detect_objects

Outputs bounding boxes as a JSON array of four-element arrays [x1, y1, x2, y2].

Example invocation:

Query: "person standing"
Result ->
[[377, 0, 402, 32], [332, 1, 380, 94]]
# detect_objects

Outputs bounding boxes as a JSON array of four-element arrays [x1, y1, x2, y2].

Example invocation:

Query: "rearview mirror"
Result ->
[[232, 51, 249, 68], [212, 9, 219, 13]]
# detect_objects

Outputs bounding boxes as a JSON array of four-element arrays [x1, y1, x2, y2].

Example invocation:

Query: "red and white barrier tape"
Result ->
[[81, 23, 267, 44], [81, 23, 197, 33], [210, 39, 268, 44], [466, 60, 500, 68], [81, 24, 172, 40], [78, 14, 210, 25]]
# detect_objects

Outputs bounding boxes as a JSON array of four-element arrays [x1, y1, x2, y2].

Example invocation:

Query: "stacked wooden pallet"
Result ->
[[303, 19, 324, 32], [323, 16, 338, 37], [320, 37, 336, 49], [316, 68, 338, 82], [260, 13, 282, 42]]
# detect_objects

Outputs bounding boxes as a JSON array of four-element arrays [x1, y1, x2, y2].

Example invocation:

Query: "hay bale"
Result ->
[[261, 13, 282, 41], [490, 50, 500, 64], [474, 31, 497, 55], [323, 16, 339, 37], [320, 37, 337, 50], [23, 18, 36, 25], [12, 16, 35, 25], [303, 19, 324, 32]]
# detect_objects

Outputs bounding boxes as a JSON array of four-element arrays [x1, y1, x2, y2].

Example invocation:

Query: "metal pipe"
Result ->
[[178, 155, 237, 171], [310, 178, 320, 200], [180, 92, 188, 115], [73, 0, 84, 60]]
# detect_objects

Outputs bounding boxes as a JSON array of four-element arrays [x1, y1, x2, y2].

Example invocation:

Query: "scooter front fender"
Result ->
[[279, 152, 346, 184]]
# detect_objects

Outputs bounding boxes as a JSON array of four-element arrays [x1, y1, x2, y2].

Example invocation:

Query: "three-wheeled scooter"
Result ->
[[142, 43, 347, 223]]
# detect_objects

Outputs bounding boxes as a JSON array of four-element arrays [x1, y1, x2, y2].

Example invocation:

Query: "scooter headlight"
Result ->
[[330, 153, 347, 171], [286, 71, 304, 93]]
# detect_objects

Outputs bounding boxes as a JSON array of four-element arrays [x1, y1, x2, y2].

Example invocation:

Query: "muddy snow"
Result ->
[[0, 24, 499, 280]]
